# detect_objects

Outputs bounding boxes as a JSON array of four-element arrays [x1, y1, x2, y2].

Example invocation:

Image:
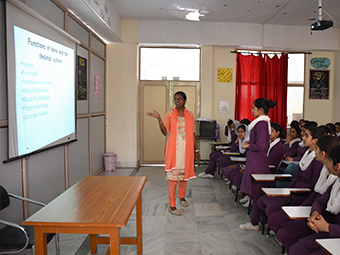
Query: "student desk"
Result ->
[[282, 206, 312, 219], [282, 160, 300, 165], [209, 141, 230, 152], [261, 187, 311, 196], [22, 176, 147, 255], [316, 238, 340, 255], [222, 151, 240, 156], [252, 174, 292, 182], [230, 156, 246, 162]]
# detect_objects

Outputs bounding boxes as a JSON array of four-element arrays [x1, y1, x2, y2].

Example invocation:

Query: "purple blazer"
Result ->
[[292, 145, 308, 161], [283, 139, 300, 158], [288, 158, 323, 189], [311, 184, 340, 237], [268, 141, 285, 169], [240, 121, 270, 197]]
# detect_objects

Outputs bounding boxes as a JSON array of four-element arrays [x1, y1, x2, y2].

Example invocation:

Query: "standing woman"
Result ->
[[239, 98, 277, 230], [147, 91, 200, 216]]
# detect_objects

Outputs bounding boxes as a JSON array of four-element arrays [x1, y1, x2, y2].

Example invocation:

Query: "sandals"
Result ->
[[168, 207, 181, 216], [180, 198, 188, 207]]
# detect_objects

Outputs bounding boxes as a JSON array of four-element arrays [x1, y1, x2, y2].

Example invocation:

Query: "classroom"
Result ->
[[1, 0, 340, 254]]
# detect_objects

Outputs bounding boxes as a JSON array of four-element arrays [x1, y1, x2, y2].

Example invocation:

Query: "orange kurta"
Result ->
[[164, 108, 196, 180]]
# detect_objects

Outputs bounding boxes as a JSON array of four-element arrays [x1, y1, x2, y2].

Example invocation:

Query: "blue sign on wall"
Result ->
[[310, 58, 330, 69]]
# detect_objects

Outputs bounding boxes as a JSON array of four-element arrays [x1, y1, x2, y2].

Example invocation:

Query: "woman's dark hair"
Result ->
[[335, 122, 340, 127], [227, 119, 234, 126], [291, 120, 299, 128], [306, 126, 325, 140], [271, 122, 285, 138], [174, 91, 187, 100], [291, 126, 301, 135], [237, 124, 246, 133], [330, 145, 340, 167], [240, 118, 251, 125], [318, 125, 330, 135], [316, 135, 339, 157], [253, 98, 277, 114], [310, 121, 318, 127], [326, 123, 336, 134]]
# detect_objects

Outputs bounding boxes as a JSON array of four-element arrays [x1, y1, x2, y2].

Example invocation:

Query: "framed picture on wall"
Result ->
[[309, 69, 329, 99]]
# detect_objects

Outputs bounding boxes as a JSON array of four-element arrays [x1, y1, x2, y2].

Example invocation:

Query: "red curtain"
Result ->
[[235, 52, 288, 130]]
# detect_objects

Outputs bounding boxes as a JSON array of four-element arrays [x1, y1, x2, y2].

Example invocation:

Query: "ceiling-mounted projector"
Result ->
[[311, 20, 333, 30], [310, 0, 334, 31]]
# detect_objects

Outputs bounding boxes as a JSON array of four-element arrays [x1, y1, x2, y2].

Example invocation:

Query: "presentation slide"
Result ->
[[14, 26, 75, 157]]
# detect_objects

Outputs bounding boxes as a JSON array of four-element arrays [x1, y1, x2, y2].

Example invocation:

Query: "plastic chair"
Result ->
[[0, 185, 59, 255]]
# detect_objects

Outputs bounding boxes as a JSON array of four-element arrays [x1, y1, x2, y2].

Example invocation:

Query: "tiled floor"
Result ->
[[32, 166, 282, 254]]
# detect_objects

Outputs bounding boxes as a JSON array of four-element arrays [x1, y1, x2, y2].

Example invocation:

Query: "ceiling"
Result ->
[[110, 0, 340, 28]]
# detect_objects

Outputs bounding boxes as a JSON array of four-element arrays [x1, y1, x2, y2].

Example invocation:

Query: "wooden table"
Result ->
[[22, 176, 147, 255], [316, 238, 340, 255], [262, 187, 311, 196], [252, 174, 292, 182], [281, 206, 312, 219]]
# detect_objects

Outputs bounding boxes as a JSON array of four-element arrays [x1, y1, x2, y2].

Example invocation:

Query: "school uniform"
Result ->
[[292, 141, 308, 161], [257, 149, 323, 218], [283, 138, 301, 158], [268, 165, 338, 234], [288, 179, 340, 254], [267, 138, 285, 169], [230, 138, 284, 189], [240, 118, 271, 226], [204, 141, 239, 175]]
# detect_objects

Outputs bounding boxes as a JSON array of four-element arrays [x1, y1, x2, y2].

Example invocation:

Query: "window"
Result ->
[[140, 48, 200, 81], [287, 54, 305, 125]]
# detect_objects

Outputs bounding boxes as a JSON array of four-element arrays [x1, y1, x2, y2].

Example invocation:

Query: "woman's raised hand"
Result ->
[[146, 110, 160, 119]]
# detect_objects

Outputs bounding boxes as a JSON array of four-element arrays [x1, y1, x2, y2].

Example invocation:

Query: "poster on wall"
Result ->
[[217, 68, 233, 83], [94, 71, 101, 99], [309, 70, 329, 100], [77, 56, 87, 100]]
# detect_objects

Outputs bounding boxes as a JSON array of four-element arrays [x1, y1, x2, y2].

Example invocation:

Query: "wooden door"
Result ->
[[139, 81, 200, 164]]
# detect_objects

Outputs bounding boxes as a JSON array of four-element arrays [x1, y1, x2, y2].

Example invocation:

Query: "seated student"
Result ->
[[256, 126, 324, 219], [288, 144, 340, 255], [267, 135, 339, 241], [283, 123, 302, 158], [221, 124, 249, 182], [285, 124, 308, 162], [326, 123, 336, 136], [232, 122, 285, 208], [199, 119, 249, 178], [335, 122, 340, 139]]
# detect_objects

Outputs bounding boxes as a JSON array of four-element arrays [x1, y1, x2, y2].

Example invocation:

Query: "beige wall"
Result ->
[[106, 42, 139, 167], [333, 33, 340, 122], [304, 51, 334, 124]]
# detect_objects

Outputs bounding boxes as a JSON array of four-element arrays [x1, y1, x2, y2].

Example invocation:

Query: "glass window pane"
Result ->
[[287, 86, 304, 125], [140, 48, 200, 81], [288, 54, 305, 84]]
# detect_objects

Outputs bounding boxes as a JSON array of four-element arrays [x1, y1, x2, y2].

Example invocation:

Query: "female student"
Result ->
[[238, 98, 277, 231], [283, 123, 302, 158], [235, 122, 285, 208], [288, 144, 340, 255], [147, 91, 200, 216], [221, 124, 249, 182], [268, 135, 339, 250], [256, 126, 324, 220]]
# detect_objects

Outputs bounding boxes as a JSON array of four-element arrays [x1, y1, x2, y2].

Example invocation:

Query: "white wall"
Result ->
[[138, 20, 339, 51]]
